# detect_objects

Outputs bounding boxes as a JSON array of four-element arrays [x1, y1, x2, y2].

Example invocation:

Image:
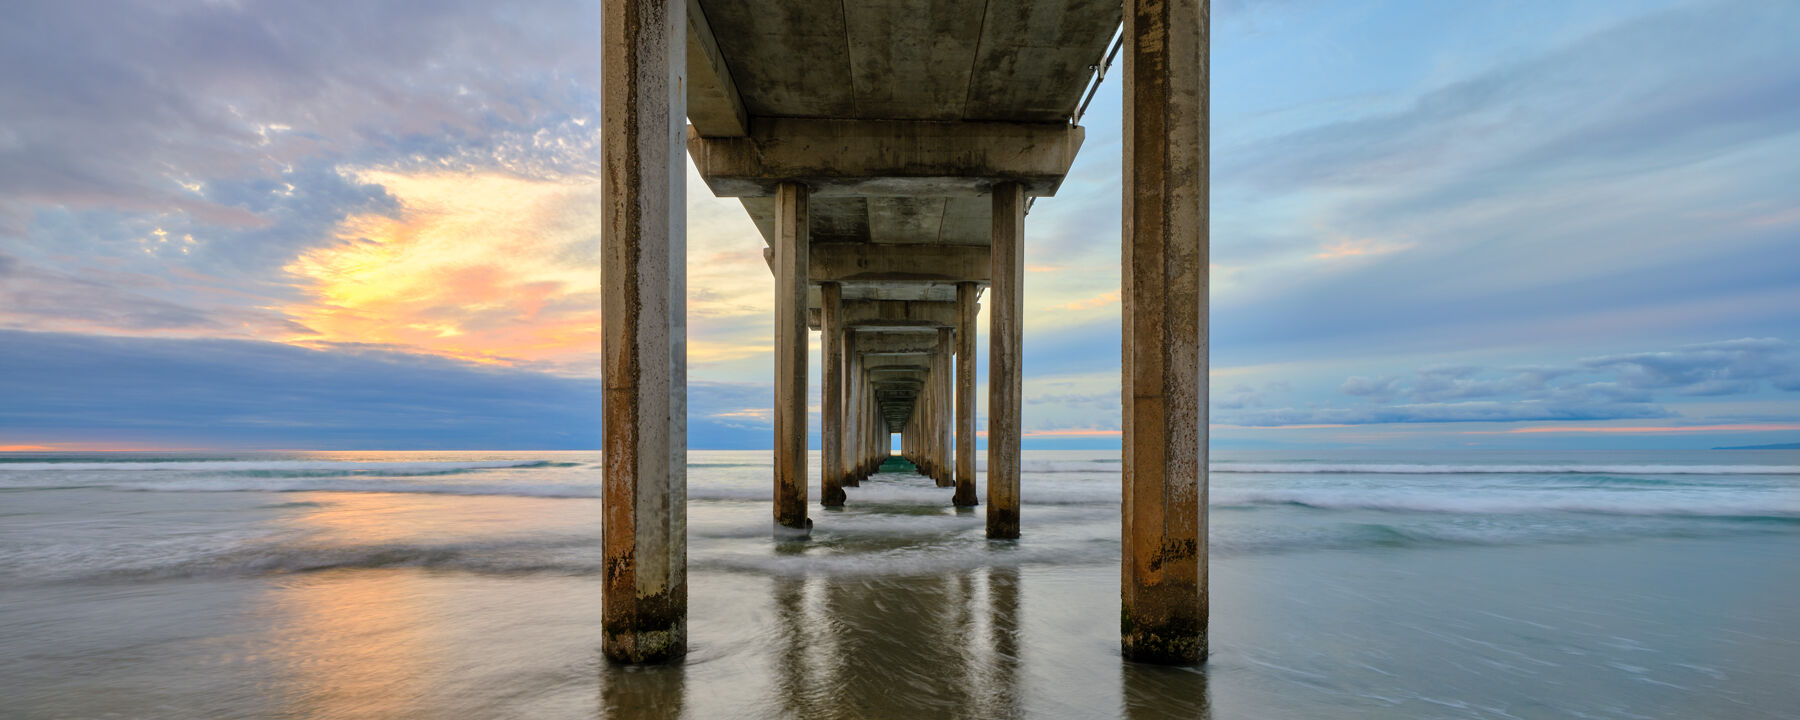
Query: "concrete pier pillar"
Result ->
[[773, 181, 811, 534], [953, 283, 979, 506], [935, 327, 955, 487], [821, 283, 846, 506], [842, 332, 860, 488], [1120, 0, 1209, 664], [600, 0, 686, 663], [914, 376, 927, 474], [987, 181, 1024, 539], [867, 373, 879, 476]]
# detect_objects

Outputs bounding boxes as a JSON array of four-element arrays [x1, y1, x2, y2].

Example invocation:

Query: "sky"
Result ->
[[1, 0, 1797, 451]]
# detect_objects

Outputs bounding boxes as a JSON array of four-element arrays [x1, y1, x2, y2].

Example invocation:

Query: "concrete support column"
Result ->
[[953, 283, 980, 506], [842, 333, 861, 487], [987, 182, 1024, 539], [821, 283, 846, 506], [868, 374, 880, 473], [914, 382, 926, 471], [935, 327, 955, 487], [773, 181, 811, 534], [600, 0, 686, 664], [1120, 0, 1209, 665]]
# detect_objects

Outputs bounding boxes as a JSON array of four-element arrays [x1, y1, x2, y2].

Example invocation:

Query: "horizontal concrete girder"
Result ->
[[687, 0, 1119, 125], [811, 243, 989, 284], [850, 332, 938, 354], [688, 119, 1084, 198], [683, 0, 747, 137], [810, 300, 958, 331], [863, 356, 931, 371], [760, 252, 972, 304]]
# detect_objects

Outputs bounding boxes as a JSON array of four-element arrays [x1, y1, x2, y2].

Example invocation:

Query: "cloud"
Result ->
[[0, 330, 787, 450], [280, 169, 605, 370], [0, 329, 602, 449], [1229, 400, 1672, 427], [1582, 337, 1800, 396], [1229, 337, 1798, 427], [0, 0, 610, 344], [1205, 0, 1800, 360]]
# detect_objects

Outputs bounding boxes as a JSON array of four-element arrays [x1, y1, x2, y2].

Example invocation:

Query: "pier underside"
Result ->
[[603, 0, 1209, 665]]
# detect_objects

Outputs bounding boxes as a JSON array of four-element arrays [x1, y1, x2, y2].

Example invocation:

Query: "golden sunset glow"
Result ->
[[281, 170, 604, 369], [1048, 290, 1122, 312], [1313, 236, 1410, 261], [1020, 428, 1122, 438]]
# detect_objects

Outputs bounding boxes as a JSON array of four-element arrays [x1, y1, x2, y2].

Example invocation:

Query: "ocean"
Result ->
[[1, 448, 1796, 719]]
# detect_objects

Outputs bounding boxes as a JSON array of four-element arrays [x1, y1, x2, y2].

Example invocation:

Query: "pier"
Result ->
[[602, 0, 1208, 664]]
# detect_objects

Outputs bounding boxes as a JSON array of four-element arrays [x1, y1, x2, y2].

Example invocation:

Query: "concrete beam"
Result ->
[[601, 0, 687, 665], [844, 300, 959, 328], [689, 119, 1084, 198], [862, 355, 930, 371], [811, 299, 958, 331], [848, 332, 939, 354], [811, 243, 990, 284], [682, 0, 748, 137]]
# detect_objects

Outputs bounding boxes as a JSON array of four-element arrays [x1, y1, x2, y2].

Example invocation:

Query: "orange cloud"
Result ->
[[0, 441, 189, 451], [1313, 237, 1410, 261], [1048, 290, 1121, 312], [1021, 428, 1121, 438], [282, 170, 604, 370]]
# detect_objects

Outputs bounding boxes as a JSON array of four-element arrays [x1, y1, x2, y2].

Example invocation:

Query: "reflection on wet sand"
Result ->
[[264, 494, 440, 719], [599, 661, 686, 720], [1121, 658, 1211, 719], [761, 566, 1023, 719], [980, 566, 1021, 718]]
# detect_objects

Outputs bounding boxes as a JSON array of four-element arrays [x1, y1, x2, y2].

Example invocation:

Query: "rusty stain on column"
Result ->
[[1121, 0, 1209, 664], [600, 0, 686, 663], [773, 181, 811, 534], [988, 181, 1024, 540]]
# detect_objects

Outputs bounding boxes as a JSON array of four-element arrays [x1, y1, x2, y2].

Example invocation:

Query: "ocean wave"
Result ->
[[0, 534, 609, 584], [1211, 463, 1800, 476], [0, 459, 562, 476], [981, 460, 1800, 476], [1212, 490, 1800, 520]]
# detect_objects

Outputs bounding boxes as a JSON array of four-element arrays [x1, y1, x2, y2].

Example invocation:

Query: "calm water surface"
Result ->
[[2, 449, 1797, 718]]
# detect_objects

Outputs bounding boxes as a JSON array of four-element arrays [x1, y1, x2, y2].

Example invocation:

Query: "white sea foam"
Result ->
[[983, 459, 1800, 475], [1212, 489, 1800, 519], [0, 459, 559, 474], [1212, 463, 1800, 476]]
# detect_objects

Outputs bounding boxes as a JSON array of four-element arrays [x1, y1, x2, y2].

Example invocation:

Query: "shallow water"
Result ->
[[1, 449, 1797, 718]]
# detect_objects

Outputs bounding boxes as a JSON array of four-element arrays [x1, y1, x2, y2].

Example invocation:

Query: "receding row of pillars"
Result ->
[[601, 0, 1207, 666], [897, 325, 957, 490], [780, 185, 1013, 537]]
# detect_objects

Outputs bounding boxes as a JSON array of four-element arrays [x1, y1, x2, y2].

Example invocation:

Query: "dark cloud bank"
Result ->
[[1224, 338, 1800, 427], [0, 331, 765, 450]]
